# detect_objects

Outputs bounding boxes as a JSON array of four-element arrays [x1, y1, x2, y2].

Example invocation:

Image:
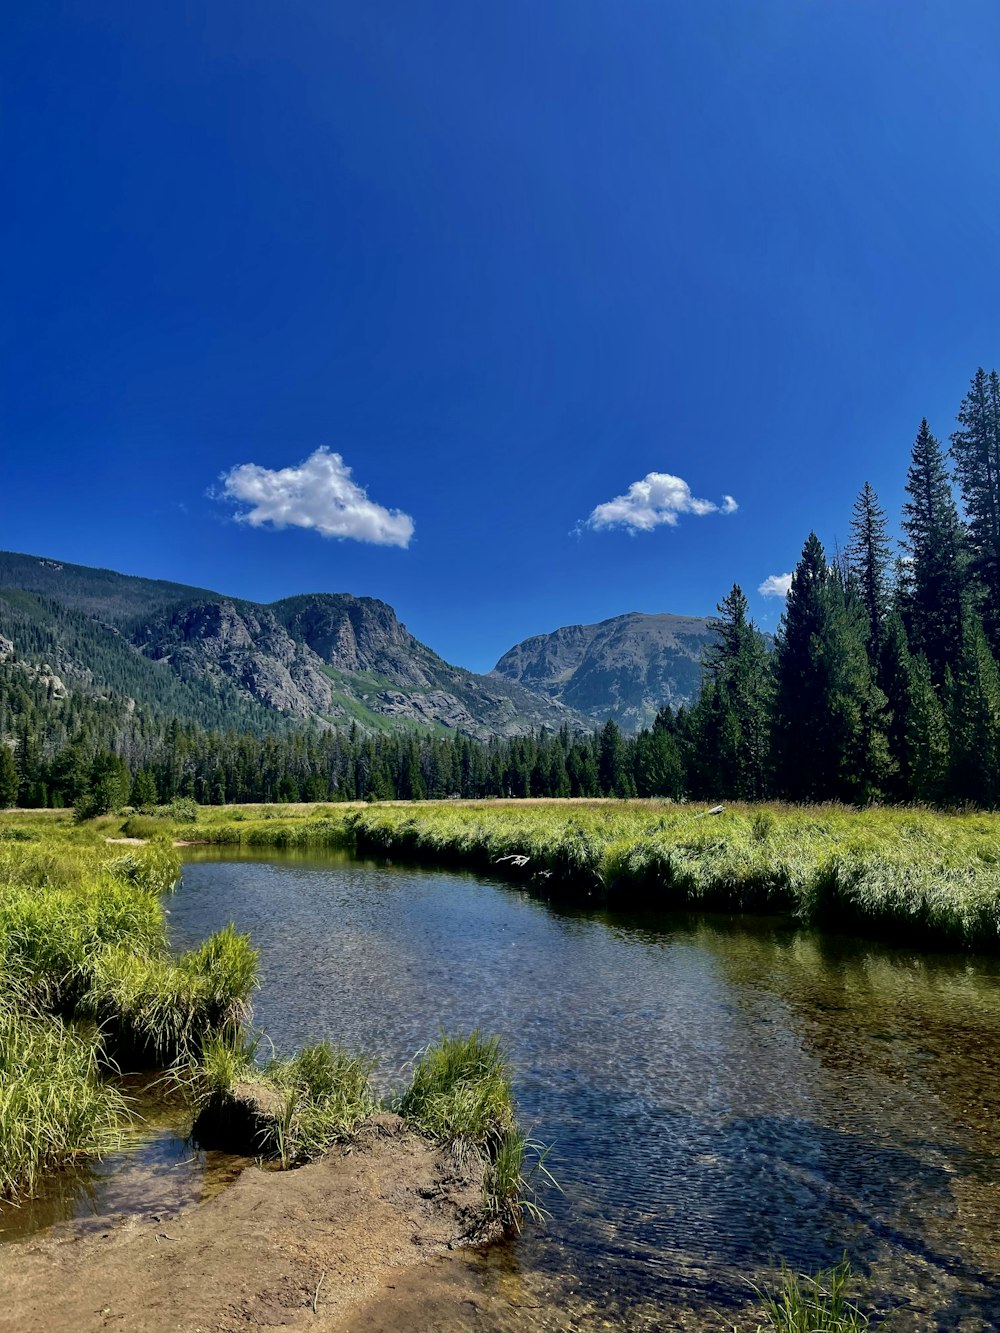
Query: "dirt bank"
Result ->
[[0, 1120, 491, 1333]]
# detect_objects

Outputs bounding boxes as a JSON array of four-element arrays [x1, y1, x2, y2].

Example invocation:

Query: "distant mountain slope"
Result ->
[[492, 611, 718, 730], [0, 551, 582, 739], [0, 551, 218, 626]]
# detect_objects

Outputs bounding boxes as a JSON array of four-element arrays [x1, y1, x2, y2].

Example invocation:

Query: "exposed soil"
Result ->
[[0, 1119, 497, 1333]]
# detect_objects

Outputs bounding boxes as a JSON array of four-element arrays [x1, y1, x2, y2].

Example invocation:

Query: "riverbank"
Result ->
[[75, 797, 1000, 952], [0, 819, 532, 1285], [0, 1120, 487, 1333]]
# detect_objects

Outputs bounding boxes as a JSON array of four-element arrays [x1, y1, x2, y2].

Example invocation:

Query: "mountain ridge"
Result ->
[[0, 551, 584, 739], [491, 610, 718, 730]]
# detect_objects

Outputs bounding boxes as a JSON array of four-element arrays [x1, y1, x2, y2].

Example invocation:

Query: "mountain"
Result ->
[[492, 611, 719, 731], [0, 551, 582, 739]]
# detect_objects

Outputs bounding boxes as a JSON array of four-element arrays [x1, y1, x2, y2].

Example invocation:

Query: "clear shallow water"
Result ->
[[0, 1078, 246, 1243], [169, 850, 1000, 1329], [7, 849, 1000, 1328]]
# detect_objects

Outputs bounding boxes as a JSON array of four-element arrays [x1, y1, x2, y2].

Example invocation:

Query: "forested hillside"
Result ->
[[0, 556, 581, 738]]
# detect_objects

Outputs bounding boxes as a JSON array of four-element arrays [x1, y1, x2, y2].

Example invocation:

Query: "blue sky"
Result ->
[[3, 2, 1000, 672]]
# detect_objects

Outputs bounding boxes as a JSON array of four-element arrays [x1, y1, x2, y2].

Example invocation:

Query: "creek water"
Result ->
[[8, 849, 1000, 1328]]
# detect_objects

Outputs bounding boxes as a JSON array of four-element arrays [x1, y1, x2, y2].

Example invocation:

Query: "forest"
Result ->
[[3, 366, 1000, 814]]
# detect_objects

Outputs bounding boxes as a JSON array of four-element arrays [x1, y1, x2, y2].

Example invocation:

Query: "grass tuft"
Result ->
[[748, 1259, 874, 1332]]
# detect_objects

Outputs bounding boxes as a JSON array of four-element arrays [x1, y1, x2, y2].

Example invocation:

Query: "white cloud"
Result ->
[[218, 448, 414, 548], [583, 472, 738, 534], [758, 573, 793, 599]]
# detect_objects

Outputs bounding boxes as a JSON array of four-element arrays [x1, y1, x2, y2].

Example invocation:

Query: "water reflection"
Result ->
[[164, 853, 1000, 1326], [0, 1078, 247, 1242], [9, 849, 1000, 1327]]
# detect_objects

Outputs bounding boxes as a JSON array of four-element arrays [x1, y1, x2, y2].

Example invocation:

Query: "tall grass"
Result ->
[[338, 801, 1000, 951], [0, 1007, 127, 1198], [0, 832, 258, 1199], [121, 795, 1000, 950], [400, 1031, 548, 1231], [748, 1259, 874, 1331], [184, 1035, 375, 1166]]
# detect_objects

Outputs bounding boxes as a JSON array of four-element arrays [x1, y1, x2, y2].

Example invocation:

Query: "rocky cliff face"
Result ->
[[130, 592, 582, 738], [133, 601, 336, 718], [492, 612, 718, 731]]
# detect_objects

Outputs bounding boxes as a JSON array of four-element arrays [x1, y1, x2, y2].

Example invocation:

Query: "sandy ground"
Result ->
[[0, 1120, 496, 1333]]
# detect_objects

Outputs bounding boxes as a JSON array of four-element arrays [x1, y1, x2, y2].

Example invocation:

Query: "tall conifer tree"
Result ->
[[848, 482, 891, 663], [951, 369, 1000, 647], [947, 615, 1000, 806], [772, 534, 891, 802], [900, 418, 966, 682], [692, 584, 771, 799]]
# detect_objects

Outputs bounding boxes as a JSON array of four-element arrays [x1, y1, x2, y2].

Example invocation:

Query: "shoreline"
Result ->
[[0, 1121, 493, 1333]]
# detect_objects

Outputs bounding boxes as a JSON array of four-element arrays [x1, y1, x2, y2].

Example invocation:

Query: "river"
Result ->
[[8, 848, 1000, 1328]]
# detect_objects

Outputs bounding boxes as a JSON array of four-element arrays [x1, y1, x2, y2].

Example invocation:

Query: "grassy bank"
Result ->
[[184, 1028, 538, 1233], [0, 813, 536, 1231], [343, 801, 1000, 949], [0, 827, 260, 1198], [107, 797, 1000, 952]]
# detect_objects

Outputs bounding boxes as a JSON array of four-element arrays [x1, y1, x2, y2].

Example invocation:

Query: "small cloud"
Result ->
[[758, 573, 793, 599], [582, 472, 739, 534], [217, 448, 414, 548]]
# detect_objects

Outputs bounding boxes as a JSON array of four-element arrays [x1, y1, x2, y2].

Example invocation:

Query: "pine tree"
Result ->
[[848, 482, 892, 662], [0, 743, 17, 808], [692, 585, 771, 799], [951, 369, 1000, 647], [597, 720, 631, 796], [901, 419, 966, 682], [947, 616, 1000, 806], [771, 534, 891, 802], [906, 654, 950, 804], [878, 613, 916, 800], [130, 767, 158, 807], [770, 534, 831, 799]]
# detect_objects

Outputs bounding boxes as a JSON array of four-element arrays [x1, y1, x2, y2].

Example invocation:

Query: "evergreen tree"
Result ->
[[0, 743, 17, 808], [947, 616, 1000, 806], [951, 369, 1000, 647], [878, 613, 916, 800], [901, 419, 966, 682], [632, 720, 684, 798], [771, 535, 891, 802], [848, 482, 892, 663], [597, 720, 631, 796], [696, 584, 771, 799], [770, 534, 831, 799], [906, 654, 950, 805], [130, 767, 158, 807]]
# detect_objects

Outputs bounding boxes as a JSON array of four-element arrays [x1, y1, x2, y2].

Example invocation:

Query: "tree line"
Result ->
[[3, 367, 1000, 811]]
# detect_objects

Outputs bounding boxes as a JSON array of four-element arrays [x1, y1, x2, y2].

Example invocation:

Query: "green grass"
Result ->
[[399, 1030, 515, 1145], [0, 828, 259, 1199], [183, 1027, 546, 1231], [399, 1031, 548, 1231], [184, 1034, 376, 1166], [747, 1260, 874, 1331], [0, 1005, 127, 1199], [338, 800, 1000, 951], [111, 794, 1000, 952]]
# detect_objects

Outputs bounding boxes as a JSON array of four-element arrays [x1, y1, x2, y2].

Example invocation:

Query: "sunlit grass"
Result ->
[[0, 831, 258, 1198], [747, 1259, 874, 1331], [0, 1006, 127, 1199], [183, 1034, 375, 1166]]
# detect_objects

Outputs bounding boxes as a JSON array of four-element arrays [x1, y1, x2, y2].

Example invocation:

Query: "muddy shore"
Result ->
[[0, 1120, 509, 1333]]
